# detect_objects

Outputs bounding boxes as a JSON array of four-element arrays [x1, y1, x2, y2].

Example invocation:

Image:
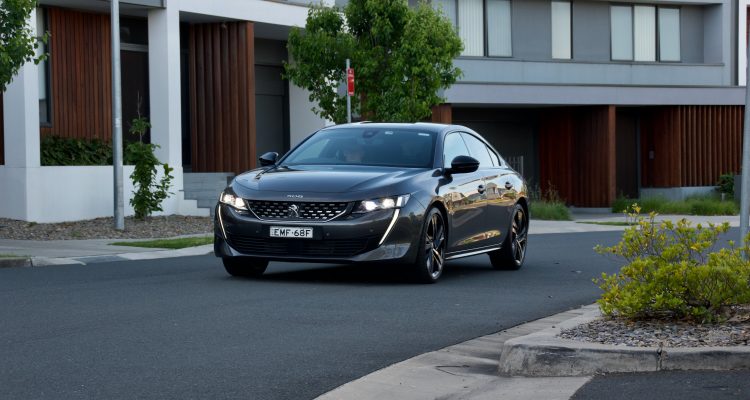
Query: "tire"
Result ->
[[489, 203, 528, 270], [222, 257, 269, 278], [412, 208, 447, 284]]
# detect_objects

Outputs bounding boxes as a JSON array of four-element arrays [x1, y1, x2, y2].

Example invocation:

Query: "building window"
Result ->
[[487, 0, 511, 57], [658, 8, 680, 62], [551, 0, 571, 59], [610, 4, 680, 62], [37, 8, 50, 125], [459, 0, 485, 56], [433, 0, 512, 57], [610, 5, 633, 60]]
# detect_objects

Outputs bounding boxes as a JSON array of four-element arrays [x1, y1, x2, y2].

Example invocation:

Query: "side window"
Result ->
[[460, 133, 494, 168], [443, 132, 470, 168], [487, 147, 501, 167]]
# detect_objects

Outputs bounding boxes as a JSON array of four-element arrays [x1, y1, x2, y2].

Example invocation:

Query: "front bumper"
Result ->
[[214, 200, 424, 264]]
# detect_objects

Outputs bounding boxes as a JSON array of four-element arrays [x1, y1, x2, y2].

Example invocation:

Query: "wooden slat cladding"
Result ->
[[43, 7, 112, 141], [189, 22, 256, 173], [641, 106, 743, 188], [0, 93, 4, 165], [539, 106, 616, 207], [431, 104, 452, 123]]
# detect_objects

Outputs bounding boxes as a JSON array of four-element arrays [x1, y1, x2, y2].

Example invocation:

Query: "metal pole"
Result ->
[[111, 0, 125, 230], [741, 40, 750, 248], [346, 58, 351, 124]]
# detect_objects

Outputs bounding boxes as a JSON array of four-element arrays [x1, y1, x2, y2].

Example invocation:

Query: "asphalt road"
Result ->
[[573, 370, 750, 400], [0, 230, 626, 399]]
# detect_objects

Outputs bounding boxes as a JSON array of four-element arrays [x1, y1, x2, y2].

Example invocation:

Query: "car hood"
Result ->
[[233, 165, 426, 199]]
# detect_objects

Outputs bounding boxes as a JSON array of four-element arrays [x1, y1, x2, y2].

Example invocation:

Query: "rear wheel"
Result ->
[[413, 208, 447, 283], [222, 257, 269, 278], [489, 204, 528, 270]]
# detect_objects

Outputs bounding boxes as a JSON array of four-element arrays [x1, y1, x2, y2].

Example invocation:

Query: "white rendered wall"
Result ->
[[178, 0, 318, 28], [288, 84, 329, 147], [0, 166, 206, 223]]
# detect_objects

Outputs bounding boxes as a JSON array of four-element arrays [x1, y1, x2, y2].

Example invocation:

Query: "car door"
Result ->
[[440, 132, 490, 254], [459, 132, 509, 247], [462, 133, 518, 245]]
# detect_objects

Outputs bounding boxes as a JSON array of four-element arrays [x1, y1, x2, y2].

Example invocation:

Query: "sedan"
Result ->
[[214, 123, 528, 283]]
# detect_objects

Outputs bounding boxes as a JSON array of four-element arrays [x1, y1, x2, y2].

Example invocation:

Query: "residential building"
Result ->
[[431, 0, 745, 207], [0, 0, 328, 222]]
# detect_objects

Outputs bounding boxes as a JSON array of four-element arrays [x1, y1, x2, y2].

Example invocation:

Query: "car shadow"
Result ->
[[232, 256, 509, 286]]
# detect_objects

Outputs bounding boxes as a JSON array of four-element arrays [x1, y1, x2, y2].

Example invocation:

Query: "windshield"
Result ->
[[282, 127, 437, 168]]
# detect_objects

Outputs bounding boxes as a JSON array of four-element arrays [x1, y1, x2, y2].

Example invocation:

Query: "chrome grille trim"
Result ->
[[244, 200, 350, 222]]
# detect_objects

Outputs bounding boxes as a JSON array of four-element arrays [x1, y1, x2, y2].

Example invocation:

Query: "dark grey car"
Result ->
[[214, 123, 528, 283]]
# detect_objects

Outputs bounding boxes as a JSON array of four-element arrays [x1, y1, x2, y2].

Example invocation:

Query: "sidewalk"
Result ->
[[531, 212, 739, 234]]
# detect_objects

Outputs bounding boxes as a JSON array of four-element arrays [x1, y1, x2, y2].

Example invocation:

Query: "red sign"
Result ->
[[347, 68, 355, 96]]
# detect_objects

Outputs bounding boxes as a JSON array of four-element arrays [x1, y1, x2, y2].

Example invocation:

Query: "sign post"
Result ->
[[346, 59, 354, 124]]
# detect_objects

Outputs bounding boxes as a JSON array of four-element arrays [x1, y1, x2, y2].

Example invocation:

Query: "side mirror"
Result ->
[[259, 152, 279, 167], [446, 155, 479, 174]]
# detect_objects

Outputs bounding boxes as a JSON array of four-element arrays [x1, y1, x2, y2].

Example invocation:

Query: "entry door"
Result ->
[[121, 50, 150, 143], [616, 112, 639, 199], [256, 65, 288, 155]]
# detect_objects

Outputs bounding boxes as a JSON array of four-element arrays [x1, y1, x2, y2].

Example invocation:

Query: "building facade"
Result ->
[[431, 0, 745, 207], [0, 0, 328, 222], [1, 0, 747, 222]]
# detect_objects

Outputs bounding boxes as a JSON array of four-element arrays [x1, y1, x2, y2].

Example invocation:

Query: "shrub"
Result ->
[[716, 173, 735, 196], [126, 116, 173, 220], [528, 183, 571, 221], [41, 136, 112, 166], [612, 194, 737, 216], [595, 205, 750, 322]]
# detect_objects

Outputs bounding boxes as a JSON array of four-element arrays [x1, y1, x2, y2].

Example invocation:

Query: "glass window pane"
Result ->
[[461, 133, 493, 168], [610, 5, 633, 60], [459, 0, 484, 56], [433, 0, 457, 28], [634, 5, 656, 62], [659, 8, 680, 62], [487, 0, 512, 57], [36, 8, 49, 124], [551, 1, 571, 59], [443, 133, 470, 168]]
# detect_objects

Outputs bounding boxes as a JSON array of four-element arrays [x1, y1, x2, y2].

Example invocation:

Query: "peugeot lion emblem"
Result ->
[[287, 204, 300, 218]]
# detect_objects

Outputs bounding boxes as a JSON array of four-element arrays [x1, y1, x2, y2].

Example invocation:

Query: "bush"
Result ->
[[716, 173, 735, 196], [127, 142, 173, 220], [612, 194, 737, 216], [41, 136, 112, 166], [528, 183, 572, 220], [595, 205, 750, 322]]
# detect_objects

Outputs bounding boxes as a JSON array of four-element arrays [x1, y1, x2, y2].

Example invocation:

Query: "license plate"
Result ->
[[269, 226, 314, 239]]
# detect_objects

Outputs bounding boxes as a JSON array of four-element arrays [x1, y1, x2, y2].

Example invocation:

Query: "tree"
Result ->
[[1, 0, 47, 92], [285, 0, 462, 123]]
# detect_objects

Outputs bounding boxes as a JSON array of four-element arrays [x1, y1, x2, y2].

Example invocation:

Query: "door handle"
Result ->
[[504, 182, 513, 190], [477, 184, 486, 194]]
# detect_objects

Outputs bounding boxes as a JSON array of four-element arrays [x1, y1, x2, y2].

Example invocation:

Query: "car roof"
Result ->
[[321, 122, 461, 134]]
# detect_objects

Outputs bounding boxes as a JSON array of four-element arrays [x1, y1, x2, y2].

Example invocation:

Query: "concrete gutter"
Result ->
[[499, 305, 750, 377]]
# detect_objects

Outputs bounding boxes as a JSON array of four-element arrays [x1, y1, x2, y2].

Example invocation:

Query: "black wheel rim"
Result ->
[[511, 209, 528, 264], [425, 213, 446, 279]]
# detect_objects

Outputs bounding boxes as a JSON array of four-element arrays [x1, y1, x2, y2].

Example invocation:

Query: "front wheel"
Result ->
[[412, 208, 447, 283], [489, 204, 528, 270], [222, 257, 269, 278]]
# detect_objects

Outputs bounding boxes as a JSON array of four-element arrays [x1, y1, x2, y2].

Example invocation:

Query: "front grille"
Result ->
[[227, 234, 373, 257], [245, 201, 349, 221]]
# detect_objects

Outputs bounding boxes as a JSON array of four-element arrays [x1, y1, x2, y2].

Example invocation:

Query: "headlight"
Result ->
[[353, 194, 410, 214], [219, 190, 248, 211]]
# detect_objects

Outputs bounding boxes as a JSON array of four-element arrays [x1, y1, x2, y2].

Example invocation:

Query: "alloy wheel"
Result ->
[[511, 209, 528, 264], [424, 212, 446, 279]]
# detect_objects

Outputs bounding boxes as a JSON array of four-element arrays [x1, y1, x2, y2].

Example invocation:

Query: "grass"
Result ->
[[0, 253, 27, 259], [110, 236, 213, 249], [576, 221, 636, 227], [612, 194, 739, 216], [529, 200, 572, 221]]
